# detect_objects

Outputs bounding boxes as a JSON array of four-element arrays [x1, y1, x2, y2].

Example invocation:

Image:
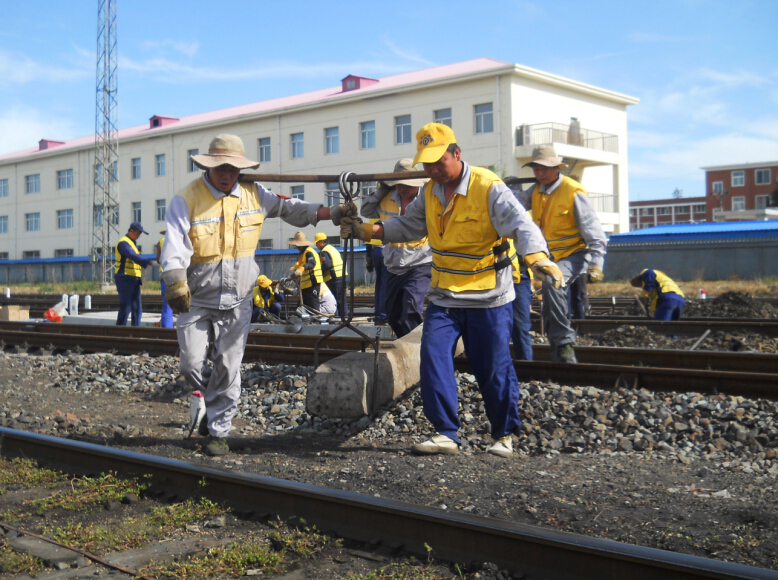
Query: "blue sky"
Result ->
[[1, 0, 776, 201]]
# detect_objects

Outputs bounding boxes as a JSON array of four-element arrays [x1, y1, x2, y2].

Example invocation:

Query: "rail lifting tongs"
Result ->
[[313, 172, 382, 413]]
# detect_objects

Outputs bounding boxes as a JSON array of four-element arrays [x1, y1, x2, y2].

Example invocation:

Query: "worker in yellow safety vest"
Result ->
[[114, 221, 153, 327], [252, 275, 285, 321], [314, 232, 348, 317], [288, 231, 324, 311], [630, 269, 685, 320]]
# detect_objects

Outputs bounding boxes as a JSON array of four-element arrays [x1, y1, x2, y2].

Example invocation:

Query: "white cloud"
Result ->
[[0, 105, 85, 156], [381, 39, 434, 67], [141, 40, 200, 58], [0, 49, 91, 84], [516, 1, 544, 19]]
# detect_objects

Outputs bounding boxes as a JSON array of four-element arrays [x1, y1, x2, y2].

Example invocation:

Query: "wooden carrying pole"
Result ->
[[239, 171, 535, 186]]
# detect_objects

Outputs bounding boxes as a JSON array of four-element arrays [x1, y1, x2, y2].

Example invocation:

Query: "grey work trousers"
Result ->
[[176, 299, 251, 437], [542, 251, 588, 360]]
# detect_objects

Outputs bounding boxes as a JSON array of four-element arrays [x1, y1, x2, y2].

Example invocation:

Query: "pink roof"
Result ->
[[0, 57, 509, 162]]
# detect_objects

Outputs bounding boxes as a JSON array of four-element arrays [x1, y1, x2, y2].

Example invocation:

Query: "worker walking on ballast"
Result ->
[[631, 269, 685, 320]]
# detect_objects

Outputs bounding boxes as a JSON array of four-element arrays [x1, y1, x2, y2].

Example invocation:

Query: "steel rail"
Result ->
[[0, 428, 774, 580]]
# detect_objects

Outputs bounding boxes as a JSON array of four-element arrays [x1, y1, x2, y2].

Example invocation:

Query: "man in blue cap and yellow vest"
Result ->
[[160, 134, 355, 456], [513, 145, 607, 364], [115, 221, 153, 326], [339, 123, 563, 458]]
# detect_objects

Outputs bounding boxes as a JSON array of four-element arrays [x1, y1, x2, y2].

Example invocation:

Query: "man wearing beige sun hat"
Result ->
[[160, 134, 355, 456]]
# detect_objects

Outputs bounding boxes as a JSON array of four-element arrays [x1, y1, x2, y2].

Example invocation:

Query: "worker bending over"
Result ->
[[361, 158, 430, 338], [631, 269, 685, 320], [340, 123, 562, 458], [252, 275, 284, 322]]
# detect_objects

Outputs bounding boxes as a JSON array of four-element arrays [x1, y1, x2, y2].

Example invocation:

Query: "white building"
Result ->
[[0, 58, 638, 260]]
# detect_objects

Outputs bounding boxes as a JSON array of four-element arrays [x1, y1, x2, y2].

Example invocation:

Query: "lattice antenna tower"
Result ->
[[91, 0, 119, 286]]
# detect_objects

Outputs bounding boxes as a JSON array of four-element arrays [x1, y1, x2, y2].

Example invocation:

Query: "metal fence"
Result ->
[[517, 122, 619, 154]]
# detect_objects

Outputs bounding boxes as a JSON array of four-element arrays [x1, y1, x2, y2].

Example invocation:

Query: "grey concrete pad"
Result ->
[[7, 537, 80, 568]]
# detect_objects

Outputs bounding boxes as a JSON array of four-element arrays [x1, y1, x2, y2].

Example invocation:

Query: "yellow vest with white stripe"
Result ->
[[319, 244, 345, 282], [643, 270, 684, 314], [253, 287, 276, 309], [295, 247, 322, 289], [158, 238, 165, 273], [425, 166, 504, 292], [531, 176, 587, 261], [180, 178, 264, 265], [114, 236, 143, 277], [378, 194, 428, 250], [507, 239, 526, 284]]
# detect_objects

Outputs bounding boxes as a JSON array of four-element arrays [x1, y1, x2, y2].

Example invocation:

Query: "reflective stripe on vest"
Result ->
[[181, 178, 264, 265], [379, 194, 428, 250], [320, 244, 344, 282], [114, 235, 143, 277], [295, 248, 322, 289], [425, 166, 503, 292], [531, 176, 587, 262]]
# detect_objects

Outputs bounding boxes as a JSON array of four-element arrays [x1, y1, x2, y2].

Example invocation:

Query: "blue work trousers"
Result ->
[[325, 277, 349, 318], [654, 294, 685, 321], [372, 246, 387, 322], [159, 280, 174, 328], [567, 275, 589, 320], [384, 266, 431, 338], [251, 302, 282, 322], [511, 276, 533, 361], [420, 302, 522, 444], [115, 275, 142, 326]]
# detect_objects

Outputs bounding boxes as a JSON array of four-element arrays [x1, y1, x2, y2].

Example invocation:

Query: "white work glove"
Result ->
[[329, 202, 358, 226], [588, 267, 604, 284], [529, 260, 565, 289], [340, 216, 372, 242]]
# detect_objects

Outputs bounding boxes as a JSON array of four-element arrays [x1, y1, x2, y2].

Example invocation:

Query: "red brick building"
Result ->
[[629, 160, 778, 230]]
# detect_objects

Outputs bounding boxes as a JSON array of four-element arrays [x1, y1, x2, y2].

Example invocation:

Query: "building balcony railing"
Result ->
[[516, 122, 619, 154], [588, 192, 617, 213]]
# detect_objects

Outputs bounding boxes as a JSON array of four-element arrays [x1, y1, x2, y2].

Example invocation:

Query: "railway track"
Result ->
[[1, 427, 775, 580], [0, 321, 776, 399]]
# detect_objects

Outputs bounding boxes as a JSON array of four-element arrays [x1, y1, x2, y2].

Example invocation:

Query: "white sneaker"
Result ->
[[488, 435, 513, 458], [411, 433, 459, 455]]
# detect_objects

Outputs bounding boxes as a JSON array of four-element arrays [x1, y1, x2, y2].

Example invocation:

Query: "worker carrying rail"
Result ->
[[630, 269, 685, 320], [360, 158, 430, 338], [160, 134, 355, 456], [339, 123, 563, 458]]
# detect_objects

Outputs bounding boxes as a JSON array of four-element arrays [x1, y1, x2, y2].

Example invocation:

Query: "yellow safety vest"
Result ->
[[425, 166, 506, 292], [253, 287, 276, 309], [366, 218, 383, 246], [507, 239, 528, 284], [180, 178, 264, 265], [320, 244, 345, 282], [643, 270, 684, 314], [531, 175, 587, 262], [377, 194, 428, 250], [114, 235, 143, 278], [158, 238, 165, 273], [295, 247, 322, 289]]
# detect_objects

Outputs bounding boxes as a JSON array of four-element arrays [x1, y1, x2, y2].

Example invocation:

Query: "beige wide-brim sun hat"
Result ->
[[190, 134, 260, 171], [384, 158, 428, 188], [288, 231, 315, 247], [522, 145, 567, 168]]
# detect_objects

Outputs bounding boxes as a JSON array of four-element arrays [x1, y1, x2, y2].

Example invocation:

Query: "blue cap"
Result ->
[[129, 221, 148, 235]]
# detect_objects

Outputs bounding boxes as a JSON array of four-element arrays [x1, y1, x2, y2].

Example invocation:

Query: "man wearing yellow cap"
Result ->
[[340, 123, 563, 458], [160, 134, 355, 456], [513, 145, 607, 364], [251, 275, 284, 322], [314, 232, 348, 317]]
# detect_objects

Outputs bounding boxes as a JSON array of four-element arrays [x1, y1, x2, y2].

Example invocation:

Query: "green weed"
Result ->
[[27, 472, 146, 515], [0, 458, 66, 493], [144, 542, 283, 580], [344, 562, 453, 579], [0, 541, 43, 576], [150, 497, 223, 530]]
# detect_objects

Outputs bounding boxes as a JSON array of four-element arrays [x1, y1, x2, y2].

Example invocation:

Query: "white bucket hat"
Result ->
[[190, 134, 260, 170], [384, 158, 428, 187]]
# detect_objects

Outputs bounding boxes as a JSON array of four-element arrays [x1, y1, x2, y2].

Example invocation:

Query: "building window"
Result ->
[[675, 206, 689, 214], [731, 196, 745, 211], [640, 208, 653, 216], [156, 199, 166, 222], [291, 133, 304, 159], [0, 253, 7, 259], [693, 204, 706, 213], [629, 208, 636, 217], [291, 185, 304, 200], [156, 154, 166, 177], [22, 251, 40, 259], [395, 115, 412, 144], [361, 181, 377, 198], [325, 182, 340, 207], [258, 138, 271, 163], [57, 169, 73, 190], [187, 149, 199, 172], [131, 158, 141, 179], [132, 202, 141, 223], [57, 209, 74, 229], [54, 249, 73, 258], [434, 108, 452, 127], [474, 103, 494, 134], [325, 127, 339, 155], [731, 171, 744, 187], [755, 169, 771, 185], [109, 160, 118, 182], [712, 181, 723, 194], [26, 174, 40, 194], [94, 164, 103, 185], [26, 212, 40, 232], [0, 216, 7, 234], [658, 207, 670, 215], [360, 121, 376, 149], [0, 178, 7, 198], [756, 195, 770, 210], [258, 239, 273, 250]]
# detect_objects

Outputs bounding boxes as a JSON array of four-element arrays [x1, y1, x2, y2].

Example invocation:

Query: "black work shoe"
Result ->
[[204, 436, 229, 456], [557, 344, 578, 364], [198, 415, 210, 437]]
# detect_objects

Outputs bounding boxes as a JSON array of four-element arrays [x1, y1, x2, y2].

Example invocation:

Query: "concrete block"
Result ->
[[7, 537, 80, 568], [306, 324, 463, 418]]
